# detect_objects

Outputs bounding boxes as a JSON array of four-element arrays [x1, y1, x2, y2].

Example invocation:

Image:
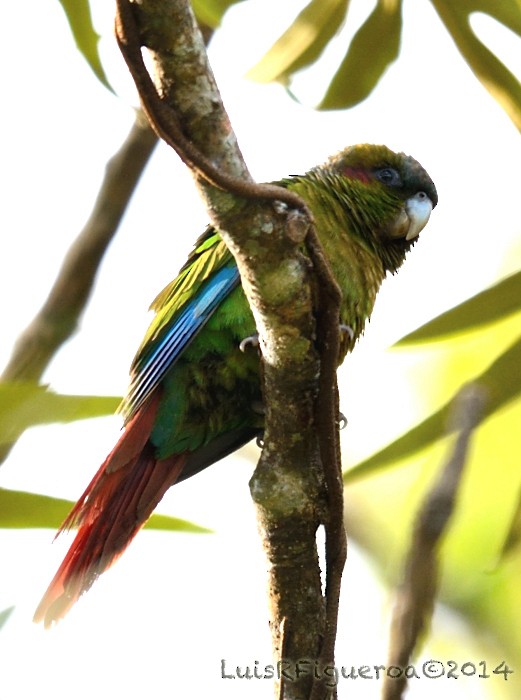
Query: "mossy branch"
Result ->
[[114, 1, 345, 697]]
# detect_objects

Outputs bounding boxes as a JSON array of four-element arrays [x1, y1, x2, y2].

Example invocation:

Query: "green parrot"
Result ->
[[34, 144, 437, 626]]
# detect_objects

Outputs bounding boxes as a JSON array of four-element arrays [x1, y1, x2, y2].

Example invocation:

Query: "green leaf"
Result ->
[[319, 0, 403, 109], [0, 488, 211, 533], [57, 0, 113, 91], [470, 0, 521, 35], [429, 0, 521, 131], [0, 607, 14, 631], [247, 0, 350, 83], [191, 0, 246, 29], [345, 334, 521, 482], [144, 513, 212, 534], [0, 382, 120, 445], [396, 270, 521, 344], [0, 489, 70, 529]]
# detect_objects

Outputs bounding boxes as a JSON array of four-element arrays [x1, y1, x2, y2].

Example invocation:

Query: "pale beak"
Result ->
[[404, 191, 433, 240], [388, 192, 433, 241]]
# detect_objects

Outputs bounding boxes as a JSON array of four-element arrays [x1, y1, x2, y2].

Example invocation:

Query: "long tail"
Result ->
[[34, 393, 186, 627]]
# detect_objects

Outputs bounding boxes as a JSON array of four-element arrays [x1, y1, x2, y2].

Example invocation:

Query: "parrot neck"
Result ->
[[286, 172, 414, 349], [288, 170, 414, 271]]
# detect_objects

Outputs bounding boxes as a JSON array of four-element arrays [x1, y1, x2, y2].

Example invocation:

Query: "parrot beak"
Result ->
[[388, 192, 433, 241], [404, 192, 433, 240]]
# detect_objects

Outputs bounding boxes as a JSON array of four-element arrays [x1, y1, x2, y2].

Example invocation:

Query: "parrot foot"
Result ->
[[339, 324, 355, 341], [338, 412, 347, 430], [239, 334, 259, 353]]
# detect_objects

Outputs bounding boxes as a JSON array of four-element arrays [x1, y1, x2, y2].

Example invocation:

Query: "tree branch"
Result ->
[[114, 1, 345, 697], [0, 112, 157, 464], [308, 235, 345, 700], [383, 383, 486, 700], [115, 0, 311, 211]]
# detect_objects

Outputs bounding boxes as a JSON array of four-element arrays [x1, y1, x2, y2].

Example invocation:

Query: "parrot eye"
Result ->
[[375, 167, 401, 187]]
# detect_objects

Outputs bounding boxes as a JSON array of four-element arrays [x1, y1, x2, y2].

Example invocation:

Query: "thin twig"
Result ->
[[0, 113, 157, 464], [382, 383, 486, 700], [499, 485, 521, 559], [308, 231, 346, 700]]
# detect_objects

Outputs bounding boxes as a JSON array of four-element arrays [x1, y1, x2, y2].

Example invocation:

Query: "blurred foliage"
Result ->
[[247, 0, 521, 128], [398, 270, 521, 342], [246, 0, 351, 84], [344, 268, 521, 561], [0, 487, 210, 532], [429, 0, 521, 131], [57, 0, 112, 90], [59, 0, 521, 129], [343, 269, 521, 696], [346, 272, 521, 481], [191, 0, 246, 29], [0, 382, 119, 446], [319, 0, 402, 109]]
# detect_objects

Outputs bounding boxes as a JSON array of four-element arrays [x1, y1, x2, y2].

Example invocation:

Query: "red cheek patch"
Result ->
[[340, 166, 373, 184]]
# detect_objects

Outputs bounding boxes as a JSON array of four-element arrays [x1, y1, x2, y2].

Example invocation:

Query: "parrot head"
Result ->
[[320, 143, 438, 272]]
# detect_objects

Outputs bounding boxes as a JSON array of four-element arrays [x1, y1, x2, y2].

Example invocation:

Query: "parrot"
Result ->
[[34, 144, 437, 627]]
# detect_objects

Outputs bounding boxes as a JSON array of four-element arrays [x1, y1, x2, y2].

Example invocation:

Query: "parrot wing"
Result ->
[[122, 229, 239, 419]]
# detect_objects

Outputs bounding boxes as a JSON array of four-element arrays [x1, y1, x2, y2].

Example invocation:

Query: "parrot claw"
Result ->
[[256, 435, 265, 449], [339, 324, 355, 341], [338, 412, 347, 430], [239, 334, 259, 353]]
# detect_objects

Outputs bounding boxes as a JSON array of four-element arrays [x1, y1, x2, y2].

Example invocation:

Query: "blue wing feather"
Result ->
[[123, 263, 240, 419]]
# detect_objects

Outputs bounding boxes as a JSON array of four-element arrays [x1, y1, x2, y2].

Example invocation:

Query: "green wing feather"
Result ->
[[132, 228, 233, 370]]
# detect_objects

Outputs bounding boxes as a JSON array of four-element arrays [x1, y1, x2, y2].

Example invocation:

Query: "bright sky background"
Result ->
[[0, 0, 520, 698]]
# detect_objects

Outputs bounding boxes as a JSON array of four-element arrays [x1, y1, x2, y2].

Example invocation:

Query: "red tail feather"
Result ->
[[34, 393, 186, 627]]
